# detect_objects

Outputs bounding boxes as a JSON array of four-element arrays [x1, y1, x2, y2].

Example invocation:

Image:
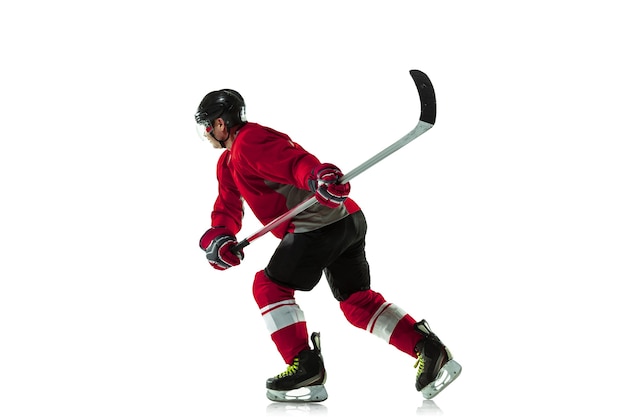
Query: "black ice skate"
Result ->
[[266, 332, 327, 402], [414, 320, 462, 399]]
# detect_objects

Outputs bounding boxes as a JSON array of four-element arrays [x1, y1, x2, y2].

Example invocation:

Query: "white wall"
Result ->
[[1, 1, 624, 416]]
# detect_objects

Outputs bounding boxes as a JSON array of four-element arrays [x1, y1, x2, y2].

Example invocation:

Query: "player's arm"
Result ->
[[199, 154, 244, 270]]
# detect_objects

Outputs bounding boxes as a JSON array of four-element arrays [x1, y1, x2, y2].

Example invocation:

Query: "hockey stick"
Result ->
[[231, 69, 436, 253]]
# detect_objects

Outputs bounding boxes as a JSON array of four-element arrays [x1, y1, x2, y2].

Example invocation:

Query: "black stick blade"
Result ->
[[410, 69, 437, 125]]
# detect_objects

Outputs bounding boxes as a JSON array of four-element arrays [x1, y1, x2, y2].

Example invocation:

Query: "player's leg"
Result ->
[[327, 210, 461, 398], [325, 211, 423, 356], [252, 270, 327, 402], [255, 228, 337, 402], [252, 270, 310, 364]]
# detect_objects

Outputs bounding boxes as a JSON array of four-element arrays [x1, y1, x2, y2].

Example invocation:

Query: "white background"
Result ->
[[1, 1, 624, 416]]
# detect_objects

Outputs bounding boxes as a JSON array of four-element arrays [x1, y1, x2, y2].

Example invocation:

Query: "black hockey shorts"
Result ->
[[265, 210, 371, 301]]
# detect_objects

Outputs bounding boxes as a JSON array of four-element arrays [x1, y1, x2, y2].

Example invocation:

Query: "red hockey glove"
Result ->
[[307, 163, 351, 208], [199, 227, 244, 271]]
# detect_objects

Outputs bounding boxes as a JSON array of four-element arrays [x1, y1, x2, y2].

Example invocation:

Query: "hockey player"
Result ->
[[195, 89, 461, 402]]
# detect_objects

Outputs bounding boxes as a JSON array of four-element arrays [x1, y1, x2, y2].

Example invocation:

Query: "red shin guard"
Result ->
[[252, 270, 309, 363], [340, 289, 422, 357]]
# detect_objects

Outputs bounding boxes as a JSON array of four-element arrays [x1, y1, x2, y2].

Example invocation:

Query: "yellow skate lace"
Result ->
[[414, 353, 424, 376], [277, 358, 299, 378]]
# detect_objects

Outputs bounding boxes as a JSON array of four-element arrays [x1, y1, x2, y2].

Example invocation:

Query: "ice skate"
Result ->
[[266, 332, 328, 402], [414, 320, 462, 399]]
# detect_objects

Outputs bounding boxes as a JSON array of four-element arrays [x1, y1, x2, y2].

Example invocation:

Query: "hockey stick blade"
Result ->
[[231, 69, 436, 253], [338, 69, 436, 183], [411, 69, 436, 125]]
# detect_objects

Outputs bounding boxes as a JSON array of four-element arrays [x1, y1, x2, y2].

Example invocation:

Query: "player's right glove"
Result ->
[[307, 163, 351, 208], [199, 227, 244, 271]]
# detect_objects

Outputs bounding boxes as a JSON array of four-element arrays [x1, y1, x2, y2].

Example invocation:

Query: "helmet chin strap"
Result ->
[[218, 127, 231, 148]]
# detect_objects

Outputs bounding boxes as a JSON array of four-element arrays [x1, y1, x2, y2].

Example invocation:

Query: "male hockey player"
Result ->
[[195, 88, 461, 402]]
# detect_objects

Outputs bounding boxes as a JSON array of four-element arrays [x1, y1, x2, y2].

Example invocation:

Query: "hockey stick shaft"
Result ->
[[338, 122, 433, 184], [231, 69, 436, 253]]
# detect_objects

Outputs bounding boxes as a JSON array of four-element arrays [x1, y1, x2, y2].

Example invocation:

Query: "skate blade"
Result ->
[[266, 385, 328, 402], [421, 360, 462, 399]]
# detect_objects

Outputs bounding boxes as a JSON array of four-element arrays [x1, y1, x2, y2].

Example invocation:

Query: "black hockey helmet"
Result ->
[[195, 89, 247, 128]]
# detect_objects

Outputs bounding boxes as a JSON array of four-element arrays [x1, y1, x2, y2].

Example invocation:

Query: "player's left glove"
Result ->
[[199, 227, 244, 271], [307, 163, 351, 208]]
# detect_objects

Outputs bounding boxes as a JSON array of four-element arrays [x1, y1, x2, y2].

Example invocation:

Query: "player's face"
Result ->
[[208, 118, 227, 140], [203, 118, 229, 148]]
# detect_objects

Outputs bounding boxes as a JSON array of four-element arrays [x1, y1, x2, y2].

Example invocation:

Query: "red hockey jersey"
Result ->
[[210, 123, 360, 238]]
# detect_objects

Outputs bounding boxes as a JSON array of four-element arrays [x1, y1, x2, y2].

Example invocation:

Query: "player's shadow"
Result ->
[[266, 402, 328, 415], [265, 399, 441, 415], [416, 399, 443, 415]]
